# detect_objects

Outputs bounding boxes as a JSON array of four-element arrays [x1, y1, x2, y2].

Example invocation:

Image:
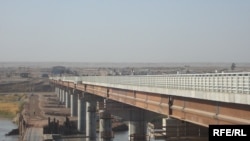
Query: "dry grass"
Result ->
[[0, 93, 27, 101], [0, 93, 27, 118], [0, 102, 19, 118]]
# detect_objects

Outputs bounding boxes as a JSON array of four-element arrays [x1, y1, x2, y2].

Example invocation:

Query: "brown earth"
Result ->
[[0, 78, 52, 93], [22, 92, 76, 128]]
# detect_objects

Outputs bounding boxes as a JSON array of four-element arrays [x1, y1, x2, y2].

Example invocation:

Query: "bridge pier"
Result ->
[[71, 91, 78, 117], [59, 88, 62, 102], [129, 108, 148, 141], [99, 99, 113, 141], [61, 88, 66, 104], [65, 89, 71, 108], [99, 110, 113, 141], [104, 100, 158, 141], [75, 92, 106, 138], [64, 88, 67, 104], [77, 92, 86, 133], [86, 101, 97, 140], [55, 87, 59, 98]]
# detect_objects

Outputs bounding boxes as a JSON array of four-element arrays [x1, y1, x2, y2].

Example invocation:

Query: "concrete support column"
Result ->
[[58, 88, 61, 102], [59, 89, 63, 102], [99, 110, 113, 141], [77, 96, 86, 133], [55, 87, 59, 97], [62, 89, 65, 103], [86, 101, 97, 141], [58, 87, 60, 96], [65, 90, 71, 108], [57, 88, 60, 98], [129, 108, 148, 141], [65, 90, 67, 104], [71, 93, 78, 117]]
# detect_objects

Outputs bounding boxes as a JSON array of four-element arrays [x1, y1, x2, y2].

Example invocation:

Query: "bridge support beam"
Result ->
[[83, 93, 97, 141], [78, 93, 86, 133], [71, 90, 78, 117], [59, 88, 62, 102], [61, 88, 66, 104], [55, 87, 59, 98], [86, 100, 97, 140], [64, 89, 67, 104], [129, 108, 148, 141], [65, 89, 71, 108]]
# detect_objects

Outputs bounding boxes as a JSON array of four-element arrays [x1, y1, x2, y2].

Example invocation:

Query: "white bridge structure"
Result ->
[[50, 72, 250, 141]]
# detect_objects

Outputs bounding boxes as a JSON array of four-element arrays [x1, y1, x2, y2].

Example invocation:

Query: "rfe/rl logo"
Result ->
[[209, 125, 250, 141], [213, 129, 247, 136]]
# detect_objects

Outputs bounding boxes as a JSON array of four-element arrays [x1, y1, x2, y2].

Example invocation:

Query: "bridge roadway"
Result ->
[[50, 72, 250, 128], [23, 128, 43, 141]]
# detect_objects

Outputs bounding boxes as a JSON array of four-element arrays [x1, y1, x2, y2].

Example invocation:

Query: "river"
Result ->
[[60, 131, 167, 141], [0, 118, 19, 141]]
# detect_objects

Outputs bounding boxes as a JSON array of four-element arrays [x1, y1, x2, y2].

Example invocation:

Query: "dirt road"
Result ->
[[23, 127, 43, 141], [23, 92, 74, 127], [22, 92, 75, 141]]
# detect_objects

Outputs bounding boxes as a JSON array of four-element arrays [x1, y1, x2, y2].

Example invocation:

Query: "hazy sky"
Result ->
[[0, 0, 249, 63]]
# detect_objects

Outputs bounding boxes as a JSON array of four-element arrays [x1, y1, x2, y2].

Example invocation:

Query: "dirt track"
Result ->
[[23, 92, 76, 128]]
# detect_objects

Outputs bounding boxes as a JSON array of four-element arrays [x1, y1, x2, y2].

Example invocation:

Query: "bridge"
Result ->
[[50, 72, 250, 141]]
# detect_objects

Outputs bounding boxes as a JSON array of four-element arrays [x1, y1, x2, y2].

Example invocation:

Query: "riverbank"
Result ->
[[0, 93, 28, 138], [0, 93, 27, 119]]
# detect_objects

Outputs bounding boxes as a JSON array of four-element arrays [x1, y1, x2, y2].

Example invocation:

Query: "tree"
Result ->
[[231, 63, 236, 70]]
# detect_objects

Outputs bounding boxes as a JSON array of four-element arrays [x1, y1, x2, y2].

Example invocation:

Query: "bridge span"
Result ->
[[50, 72, 250, 140]]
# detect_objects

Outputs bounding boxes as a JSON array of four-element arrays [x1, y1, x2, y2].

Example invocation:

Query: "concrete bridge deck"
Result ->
[[50, 72, 250, 127], [56, 72, 250, 105]]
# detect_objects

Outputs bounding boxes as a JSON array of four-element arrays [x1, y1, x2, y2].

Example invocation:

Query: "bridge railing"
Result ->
[[51, 72, 250, 94]]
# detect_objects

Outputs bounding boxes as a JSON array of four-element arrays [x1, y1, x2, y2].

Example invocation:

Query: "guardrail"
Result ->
[[50, 72, 250, 94]]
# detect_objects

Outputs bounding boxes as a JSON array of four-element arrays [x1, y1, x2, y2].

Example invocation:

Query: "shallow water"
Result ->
[[0, 118, 19, 141], [60, 131, 166, 141]]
